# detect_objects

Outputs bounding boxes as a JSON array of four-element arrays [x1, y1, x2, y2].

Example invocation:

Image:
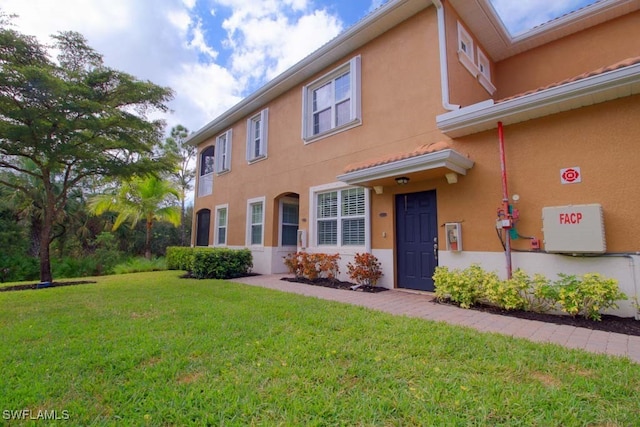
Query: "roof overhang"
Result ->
[[186, 0, 433, 146], [436, 62, 640, 138], [337, 148, 474, 187], [447, 0, 640, 61]]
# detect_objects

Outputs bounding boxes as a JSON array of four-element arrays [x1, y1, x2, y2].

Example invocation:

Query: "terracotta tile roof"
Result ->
[[498, 56, 640, 103], [343, 141, 451, 173]]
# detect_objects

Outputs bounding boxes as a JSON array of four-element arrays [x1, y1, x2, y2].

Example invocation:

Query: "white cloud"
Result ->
[[0, 0, 345, 134]]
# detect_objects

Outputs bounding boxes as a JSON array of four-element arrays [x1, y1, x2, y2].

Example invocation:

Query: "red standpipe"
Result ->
[[498, 121, 513, 279]]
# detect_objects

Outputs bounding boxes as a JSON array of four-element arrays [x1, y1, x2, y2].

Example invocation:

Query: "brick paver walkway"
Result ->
[[231, 274, 640, 364]]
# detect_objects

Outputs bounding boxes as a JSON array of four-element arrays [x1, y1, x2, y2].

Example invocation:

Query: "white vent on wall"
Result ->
[[542, 204, 605, 253]]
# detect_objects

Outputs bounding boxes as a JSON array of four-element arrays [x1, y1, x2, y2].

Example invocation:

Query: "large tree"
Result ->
[[89, 175, 181, 260], [0, 18, 173, 282], [160, 124, 195, 246]]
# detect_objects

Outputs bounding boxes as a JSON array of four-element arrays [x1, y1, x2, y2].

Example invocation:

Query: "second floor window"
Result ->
[[246, 109, 268, 162], [215, 129, 232, 173], [302, 56, 361, 143]]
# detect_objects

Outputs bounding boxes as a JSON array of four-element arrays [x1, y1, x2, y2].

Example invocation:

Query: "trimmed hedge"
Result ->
[[166, 246, 253, 280], [166, 246, 193, 271]]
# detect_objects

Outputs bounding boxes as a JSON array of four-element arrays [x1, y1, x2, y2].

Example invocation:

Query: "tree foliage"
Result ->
[[0, 17, 174, 282], [89, 175, 181, 260], [160, 124, 195, 245]]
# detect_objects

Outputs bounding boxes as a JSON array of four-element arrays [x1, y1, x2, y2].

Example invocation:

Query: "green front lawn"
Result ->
[[1, 271, 639, 426]]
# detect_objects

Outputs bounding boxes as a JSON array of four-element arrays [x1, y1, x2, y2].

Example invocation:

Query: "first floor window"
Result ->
[[247, 198, 265, 246], [281, 201, 299, 246], [316, 187, 366, 246], [215, 206, 228, 245]]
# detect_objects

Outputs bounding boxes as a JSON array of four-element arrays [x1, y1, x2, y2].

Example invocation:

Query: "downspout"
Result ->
[[498, 121, 513, 279], [432, 0, 460, 111]]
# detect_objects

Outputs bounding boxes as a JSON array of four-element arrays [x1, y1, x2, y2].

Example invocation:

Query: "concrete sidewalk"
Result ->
[[231, 274, 640, 364]]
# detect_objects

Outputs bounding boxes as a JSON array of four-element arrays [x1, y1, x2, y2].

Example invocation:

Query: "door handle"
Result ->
[[433, 242, 438, 261]]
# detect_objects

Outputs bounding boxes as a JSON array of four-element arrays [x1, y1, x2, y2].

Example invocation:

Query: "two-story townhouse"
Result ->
[[189, 0, 640, 318]]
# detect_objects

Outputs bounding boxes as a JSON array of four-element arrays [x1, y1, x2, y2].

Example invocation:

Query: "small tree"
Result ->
[[89, 175, 180, 259]]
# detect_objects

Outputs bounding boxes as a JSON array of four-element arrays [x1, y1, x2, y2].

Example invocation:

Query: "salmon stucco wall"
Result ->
[[435, 94, 640, 254], [193, 8, 445, 247], [443, 1, 496, 108], [495, 11, 640, 100]]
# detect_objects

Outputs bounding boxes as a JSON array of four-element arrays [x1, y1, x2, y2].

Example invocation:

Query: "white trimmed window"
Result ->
[[197, 145, 214, 197], [246, 197, 265, 246], [457, 21, 478, 77], [316, 187, 367, 246], [302, 56, 361, 142], [246, 109, 268, 162], [215, 129, 232, 173], [477, 49, 496, 95], [214, 204, 228, 246], [280, 198, 299, 247]]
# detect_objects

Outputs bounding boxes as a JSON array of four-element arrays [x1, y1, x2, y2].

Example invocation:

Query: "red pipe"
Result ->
[[498, 121, 513, 279]]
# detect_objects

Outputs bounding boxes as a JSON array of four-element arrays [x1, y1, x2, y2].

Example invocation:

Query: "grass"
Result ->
[[1, 271, 639, 426]]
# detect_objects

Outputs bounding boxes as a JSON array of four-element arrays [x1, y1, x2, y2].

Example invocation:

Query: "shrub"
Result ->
[[191, 248, 252, 279], [433, 264, 488, 308], [283, 252, 340, 281], [543, 273, 627, 320], [113, 257, 167, 275], [166, 246, 194, 271], [0, 254, 39, 283], [433, 265, 627, 321], [347, 253, 383, 286], [94, 232, 124, 275], [53, 256, 100, 279]]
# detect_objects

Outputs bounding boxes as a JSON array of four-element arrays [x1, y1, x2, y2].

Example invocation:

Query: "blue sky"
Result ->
[[489, 0, 598, 36], [1, 0, 594, 135]]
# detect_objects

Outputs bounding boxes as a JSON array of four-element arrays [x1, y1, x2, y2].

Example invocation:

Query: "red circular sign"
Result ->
[[562, 168, 580, 182]]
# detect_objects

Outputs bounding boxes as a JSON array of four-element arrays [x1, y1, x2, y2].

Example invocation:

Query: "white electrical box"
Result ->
[[445, 223, 462, 251], [542, 204, 605, 253]]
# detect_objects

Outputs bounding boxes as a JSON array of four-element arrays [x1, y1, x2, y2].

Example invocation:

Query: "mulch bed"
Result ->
[[281, 277, 640, 337], [0, 281, 97, 292], [280, 277, 389, 293], [436, 300, 640, 337]]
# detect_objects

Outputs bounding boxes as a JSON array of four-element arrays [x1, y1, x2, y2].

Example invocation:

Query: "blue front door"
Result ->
[[396, 190, 438, 291]]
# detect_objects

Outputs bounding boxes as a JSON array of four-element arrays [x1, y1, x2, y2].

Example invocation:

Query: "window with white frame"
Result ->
[[457, 21, 477, 77], [198, 146, 214, 197], [316, 187, 366, 246], [215, 205, 228, 246], [215, 129, 232, 173], [246, 109, 268, 162], [247, 197, 265, 246], [280, 199, 299, 246], [302, 56, 361, 142], [477, 49, 496, 95]]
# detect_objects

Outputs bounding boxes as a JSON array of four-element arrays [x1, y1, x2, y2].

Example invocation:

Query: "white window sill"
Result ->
[[247, 155, 267, 165], [303, 119, 362, 145], [479, 73, 496, 95]]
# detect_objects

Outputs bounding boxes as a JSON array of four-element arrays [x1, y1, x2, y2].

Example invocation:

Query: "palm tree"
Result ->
[[89, 175, 181, 259]]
